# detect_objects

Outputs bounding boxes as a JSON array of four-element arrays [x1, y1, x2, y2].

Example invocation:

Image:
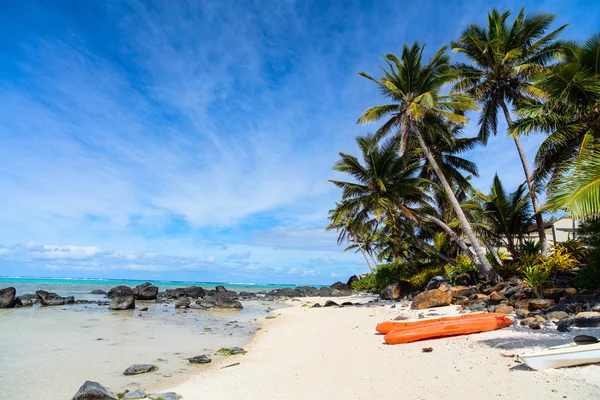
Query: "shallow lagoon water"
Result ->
[[0, 278, 287, 399]]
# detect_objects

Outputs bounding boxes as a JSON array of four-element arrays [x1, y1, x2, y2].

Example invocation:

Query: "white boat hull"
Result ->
[[521, 342, 600, 370]]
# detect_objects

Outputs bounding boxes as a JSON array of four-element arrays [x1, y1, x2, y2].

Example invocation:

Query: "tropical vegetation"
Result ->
[[328, 8, 600, 291]]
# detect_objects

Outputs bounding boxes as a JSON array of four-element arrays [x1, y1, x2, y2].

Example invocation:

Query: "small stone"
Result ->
[[528, 299, 555, 311], [217, 347, 247, 356], [494, 305, 515, 314], [175, 298, 191, 309], [515, 309, 528, 319], [394, 315, 409, 321], [520, 317, 537, 326], [147, 392, 181, 400], [189, 355, 211, 364], [140, 307, 148, 312], [546, 311, 569, 320], [123, 388, 146, 399], [123, 364, 158, 376], [535, 315, 546, 323], [528, 321, 541, 330], [489, 291, 506, 302]]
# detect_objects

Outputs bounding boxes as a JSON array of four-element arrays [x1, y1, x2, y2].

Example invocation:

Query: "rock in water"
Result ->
[[16, 294, 35, 307], [0, 287, 16, 308], [189, 355, 211, 364], [90, 290, 107, 295], [175, 298, 191, 309], [36, 290, 75, 306], [123, 364, 158, 375], [411, 289, 452, 310], [147, 393, 181, 400], [107, 286, 134, 299], [194, 292, 243, 310], [133, 282, 158, 300], [123, 389, 146, 399], [72, 381, 118, 400], [109, 294, 135, 310], [380, 281, 414, 301]]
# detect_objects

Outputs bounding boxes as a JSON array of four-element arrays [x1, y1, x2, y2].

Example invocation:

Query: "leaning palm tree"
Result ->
[[357, 43, 502, 283], [512, 33, 600, 218], [451, 8, 567, 255]]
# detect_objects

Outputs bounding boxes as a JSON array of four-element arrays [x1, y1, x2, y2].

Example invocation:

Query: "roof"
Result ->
[[525, 222, 555, 233]]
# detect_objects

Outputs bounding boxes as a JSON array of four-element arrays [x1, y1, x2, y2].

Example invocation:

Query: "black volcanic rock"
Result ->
[[0, 287, 16, 308]]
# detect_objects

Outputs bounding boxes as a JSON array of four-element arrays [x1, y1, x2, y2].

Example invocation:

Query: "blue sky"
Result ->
[[0, 0, 598, 284]]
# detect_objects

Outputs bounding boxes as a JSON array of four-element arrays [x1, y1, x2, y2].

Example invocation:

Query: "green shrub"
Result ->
[[518, 253, 542, 269], [406, 265, 444, 289], [444, 254, 482, 285], [520, 239, 541, 255], [572, 267, 600, 289], [350, 273, 377, 292], [486, 250, 508, 267], [540, 247, 577, 274], [552, 239, 588, 263], [521, 265, 550, 298]]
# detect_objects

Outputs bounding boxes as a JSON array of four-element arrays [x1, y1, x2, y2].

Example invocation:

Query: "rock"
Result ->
[[528, 321, 541, 329], [450, 286, 478, 298], [557, 315, 600, 331], [36, 290, 75, 306], [541, 288, 563, 301], [107, 286, 134, 299], [394, 315, 409, 321], [312, 303, 321, 308], [16, 294, 35, 307], [546, 311, 569, 320], [489, 291, 506, 302], [160, 286, 206, 300], [123, 364, 158, 375], [108, 293, 135, 310], [147, 393, 181, 400], [0, 287, 17, 308], [515, 309, 528, 319], [194, 291, 243, 310], [123, 389, 146, 399], [535, 315, 547, 323], [504, 286, 520, 298], [482, 283, 505, 295], [425, 276, 449, 291], [132, 283, 158, 300], [474, 294, 490, 300], [380, 281, 415, 301], [528, 299, 556, 311], [174, 298, 191, 309], [520, 317, 537, 326], [575, 311, 600, 318], [90, 290, 107, 295], [563, 287, 578, 296], [330, 281, 352, 291], [494, 304, 515, 314], [346, 274, 367, 286], [189, 355, 211, 364], [72, 381, 118, 400], [324, 300, 340, 307], [411, 289, 452, 310], [140, 307, 148, 312], [318, 287, 332, 297], [217, 347, 247, 356]]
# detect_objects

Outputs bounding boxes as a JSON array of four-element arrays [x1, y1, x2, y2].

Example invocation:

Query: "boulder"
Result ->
[[194, 292, 243, 310], [160, 286, 206, 300], [557, 315, 600, 331], [330, 281, 352, 291], [515, 309, 528, 319], [72, 381, 118, 400], [0, 287, 16, 308], [311, 303, 321, 308], [318, 287, 332, 297], [123, 389, 146, 399], [380, 281, 414, 301], [133, 283, 158, 300], [547, 311, 569, 320], [16, 294, 35, 307], [36, 290, 75, 306], [450, 286, 478, 298], [411, 289, 452, 310], [175, 298, 191, 309], [528, 299, 556, 311], [489, 291, 507, 302], [123, 364, 158, 376], [541, 288, 563, 301], [346, 274, 367, 286], [425, 276, 449, 291], [494, 304, 515, 314], [107, 286, 134, 299], [482, 282, 505, 295], [528, 321, 542, 330], [575, 311, 600, 318], [91, 290, 107, 295], [108, 294, 135, 310], [324, 300, 340, 307], [189, 355, 211, 364], [504, 286, 520, 298]]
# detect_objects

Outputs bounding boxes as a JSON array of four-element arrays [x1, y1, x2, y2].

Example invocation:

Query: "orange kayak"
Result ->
[[376, 313, 507, 334], [383, 315, 513, 344]]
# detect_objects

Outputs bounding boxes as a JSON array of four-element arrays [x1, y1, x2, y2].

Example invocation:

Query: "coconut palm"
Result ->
[[357, 43, 502, 283], [512, 34, 600, 217], [451, 8, 567, 255]]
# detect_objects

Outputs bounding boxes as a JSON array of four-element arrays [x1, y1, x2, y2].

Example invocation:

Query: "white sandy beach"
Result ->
[[163, 296, 600, 400]]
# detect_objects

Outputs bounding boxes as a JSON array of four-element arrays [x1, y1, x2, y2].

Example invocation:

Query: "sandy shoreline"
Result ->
[[162, 295, 600, 400]]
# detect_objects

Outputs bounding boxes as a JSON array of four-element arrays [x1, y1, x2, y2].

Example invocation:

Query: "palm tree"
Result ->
[[451, 8, 567, 255], [512, 34, 600, 217], [357, 43, 502, 283], [476, 175, 533, 257]]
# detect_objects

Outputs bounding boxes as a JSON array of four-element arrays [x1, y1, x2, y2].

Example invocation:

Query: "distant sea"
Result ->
[[0, 276, 292, 399], [0, 276, 298, 301]]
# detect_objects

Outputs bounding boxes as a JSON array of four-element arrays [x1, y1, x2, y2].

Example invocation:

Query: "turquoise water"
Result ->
[[0, 276, 297, 301]]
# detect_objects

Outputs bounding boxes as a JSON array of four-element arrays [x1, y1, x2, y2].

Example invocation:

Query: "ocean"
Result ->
[[0, 277, 292, 399]]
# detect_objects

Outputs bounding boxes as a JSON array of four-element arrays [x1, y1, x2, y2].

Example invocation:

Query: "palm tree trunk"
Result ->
[[465, 210, 503, 265], [414, 127, 502, 283], [499, 99, 548, 256], [408, 231, 457, 266], [351, 233, 373, 271]]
